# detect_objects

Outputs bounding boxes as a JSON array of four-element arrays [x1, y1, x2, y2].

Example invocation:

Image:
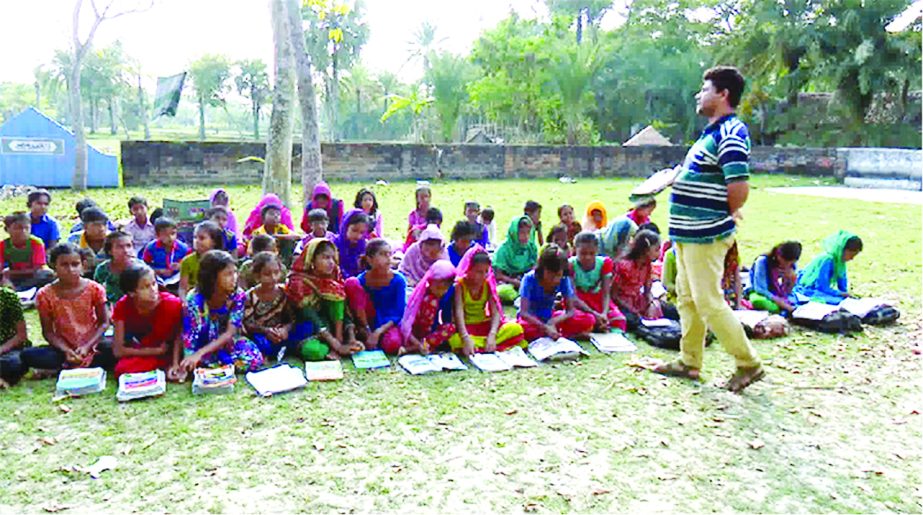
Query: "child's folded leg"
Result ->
[[114, 356, 168, 378], [379, 326, 403, 355], [299, 337, 331, 361]]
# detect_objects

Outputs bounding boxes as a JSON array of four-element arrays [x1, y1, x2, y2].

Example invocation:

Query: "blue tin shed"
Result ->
[[0, 107, 119, 187]]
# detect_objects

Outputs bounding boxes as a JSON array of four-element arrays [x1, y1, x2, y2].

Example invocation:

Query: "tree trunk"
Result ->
[[137, 73, 150, 139], [34, 82, 41, 107], [284, 0, 323, 204], [264, 0, 296, 207], [252, 98, 260, 140], [70, 66, 88, 190], [198, 97, 206, 140], [108, 97, 117, 135], [330, 53, 340, 141]]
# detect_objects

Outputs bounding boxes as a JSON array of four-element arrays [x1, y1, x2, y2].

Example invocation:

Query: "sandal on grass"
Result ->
[[725, 365, 765, 393], [651, 360, 700, 380]]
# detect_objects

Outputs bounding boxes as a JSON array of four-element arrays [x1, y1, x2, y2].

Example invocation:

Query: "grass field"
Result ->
[[0, 175, 920, 513]]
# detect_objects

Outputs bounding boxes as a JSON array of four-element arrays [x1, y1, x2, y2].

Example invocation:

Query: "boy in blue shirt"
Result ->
[[27, 189, 60, 250]]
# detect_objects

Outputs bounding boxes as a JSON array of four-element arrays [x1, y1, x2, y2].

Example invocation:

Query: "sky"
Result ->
[[0, 0, 623, 86]]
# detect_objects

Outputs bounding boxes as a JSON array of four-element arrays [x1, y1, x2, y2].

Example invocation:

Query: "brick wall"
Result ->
[[121, 141, 847, 186]]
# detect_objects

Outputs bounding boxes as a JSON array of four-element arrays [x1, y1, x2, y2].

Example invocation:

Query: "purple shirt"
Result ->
[[125, 218, 156, 251]]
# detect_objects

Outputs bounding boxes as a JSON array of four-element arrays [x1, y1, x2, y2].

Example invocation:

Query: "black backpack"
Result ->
[[861, 305, 900, 326], [634, 320, 682, 350], [793, 310, 863, 334]]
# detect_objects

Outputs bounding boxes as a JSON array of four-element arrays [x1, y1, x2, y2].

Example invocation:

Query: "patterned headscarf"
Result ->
[[286, 238, 346, 309], [400, 259, 455, 340]]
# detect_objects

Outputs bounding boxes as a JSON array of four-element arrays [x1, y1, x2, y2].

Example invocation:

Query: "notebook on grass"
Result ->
[[304, 360, 344, 381], [245, 364, 308, 397], [398, 353, 468, 375], [589, 332, 637, 353], [351, 350, 391, 370], [527, 337, 587, 361]]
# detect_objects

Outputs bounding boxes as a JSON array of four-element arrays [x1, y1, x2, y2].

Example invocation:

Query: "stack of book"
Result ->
[[192, 365, 236, 395], [116, 370, 166, 402], [55, 368, 106, 397]]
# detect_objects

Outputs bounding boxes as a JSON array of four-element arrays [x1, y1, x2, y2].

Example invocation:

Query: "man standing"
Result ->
[[654, 66, 764, 392]]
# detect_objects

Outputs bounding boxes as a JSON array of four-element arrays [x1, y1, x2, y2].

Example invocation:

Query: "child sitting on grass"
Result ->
[[179, 221, 225, 299], [21, 243, 113, 372], [404, 207, 443, 252], [400, 260, 456, 354], [346, 239, 407, 355], [583, 201, 607, 232], [27, 189, 60, 250], [517, 244, 595, 342], [93, 231, 140, 304], [68, 206, 110, 265], [448, 246, 525, 355], [180, 250, 264, 374], [244, 252, 297, 360], [287, 239, 362, 361], [125, 196, 156, 250], [542, 224, 572, 258], [748, 241, 802, 314], [238, 234, 278, 290], [142, 217, 189, 285], [302, 182, 344, 235], [294, 208, 335, 257], [612, 230, 665, 320], [408, 184, 432, 230], [447, 220, 477, 267], [479, 207, 496, 249], [400, 224, 449, 288], [205, 206, 239, 255], [570, 232, 626, 332], [557, 204, 582, 246], [494, 215, 538, 303], [336, 210, 371, 279], [464, 201, 489, 248], [111, 263, 184, 379], [355, 188, 383, 238], [0, 213, 54, 291], [0, 285, 30, 387], [795, 231, 863, 305], [69, 198, 116, 234], [626, 196, 657, 227], [524, 200, 544, 246]]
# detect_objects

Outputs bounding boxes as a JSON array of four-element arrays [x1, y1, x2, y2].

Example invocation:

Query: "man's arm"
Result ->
[[727, 181, 749, 216]]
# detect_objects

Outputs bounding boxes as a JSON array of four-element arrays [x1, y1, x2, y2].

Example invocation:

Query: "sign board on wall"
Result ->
[[0, 137, 65, 155]]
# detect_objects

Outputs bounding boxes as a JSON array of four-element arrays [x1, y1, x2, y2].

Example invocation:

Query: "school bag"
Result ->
[[859, 305, 900, 326], [750, 315, 790, 339], [791, 303, 863, 334], [634, 319, 682, 350]]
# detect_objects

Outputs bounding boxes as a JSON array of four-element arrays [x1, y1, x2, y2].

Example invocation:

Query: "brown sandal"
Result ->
[[725, 365, 765, 393], [652, 360, 700, 380]]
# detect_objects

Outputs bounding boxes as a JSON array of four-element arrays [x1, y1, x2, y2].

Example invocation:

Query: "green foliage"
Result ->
[[235, 59, 271, 138], [425, 52, 477, 142], [188, 54, 231, 108]]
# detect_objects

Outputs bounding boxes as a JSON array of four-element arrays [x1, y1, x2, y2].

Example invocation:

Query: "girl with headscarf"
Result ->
[[302, 182, 344, 234], [209, 189, 240, 240], [447, 245, 525, 355], [399, 224, 449, 288], [582, 201, 608, 232], [795, 231, 863, 305], [493, 215, 538, 303], [286, 238, 363, 360], [399, 260, 457, 354], [334, 209, 370, 279], [243, 194, 294, 238]]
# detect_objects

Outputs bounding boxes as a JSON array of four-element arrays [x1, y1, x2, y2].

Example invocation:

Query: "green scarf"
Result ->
[[493, 215, 537, 276], [799, 230, 856, 289]]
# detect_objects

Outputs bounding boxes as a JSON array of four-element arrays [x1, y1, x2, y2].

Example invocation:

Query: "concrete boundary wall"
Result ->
[[120, 140, 916, 187]]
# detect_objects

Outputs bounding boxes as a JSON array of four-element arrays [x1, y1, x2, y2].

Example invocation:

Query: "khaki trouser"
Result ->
[[675, 237, 760, 370]]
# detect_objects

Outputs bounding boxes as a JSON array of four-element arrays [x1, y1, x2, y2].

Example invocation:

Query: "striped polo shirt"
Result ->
[[669, 114, 750, 244]]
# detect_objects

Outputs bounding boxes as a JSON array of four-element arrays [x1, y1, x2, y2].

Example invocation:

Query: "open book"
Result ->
[[245, 364, 308, 397], [792, 302, 842, 321], [589, 332, 637, 353], [351, 350, 391, 370], [528, 337, 587, 361], [117, 370, 166, 402], [398, 353, 468, 375], [192, 365, 236, 395], [839, 298, 890, 318], [631, 166, 682, 198], [304, 361, 344, 381], [56, 367, 106, 396], [469, 347, 538, 372]]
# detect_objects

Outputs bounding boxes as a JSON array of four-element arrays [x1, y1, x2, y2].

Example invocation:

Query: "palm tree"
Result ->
[[404, 21, 445, 75]]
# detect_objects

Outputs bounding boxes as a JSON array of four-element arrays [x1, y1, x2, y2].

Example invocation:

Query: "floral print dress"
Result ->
[[183, 289, 264, 372]]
